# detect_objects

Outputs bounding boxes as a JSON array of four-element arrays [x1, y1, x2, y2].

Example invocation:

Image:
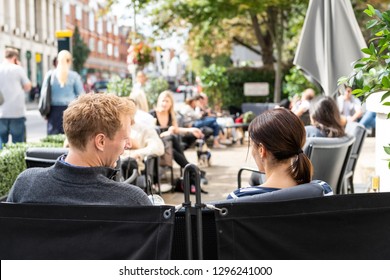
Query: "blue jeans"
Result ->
[[193, 117, 220, 137], [0, 117, 26, 145], [359, 111, 376, 129]]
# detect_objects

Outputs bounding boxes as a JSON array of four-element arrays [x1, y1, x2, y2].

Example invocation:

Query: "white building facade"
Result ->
[[0, 0, 64, 87]]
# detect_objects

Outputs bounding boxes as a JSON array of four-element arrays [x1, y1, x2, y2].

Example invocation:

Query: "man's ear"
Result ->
[[94, 133, 105, 152]]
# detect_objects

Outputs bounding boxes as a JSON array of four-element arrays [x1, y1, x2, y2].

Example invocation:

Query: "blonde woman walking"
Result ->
[[40, 50, 84, 135]]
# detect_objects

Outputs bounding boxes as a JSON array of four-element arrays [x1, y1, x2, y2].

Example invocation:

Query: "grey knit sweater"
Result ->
[[6, 159, 152, 206]]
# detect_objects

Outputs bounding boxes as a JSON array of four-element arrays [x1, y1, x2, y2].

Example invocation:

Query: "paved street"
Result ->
[[26, 107, 47, 143]]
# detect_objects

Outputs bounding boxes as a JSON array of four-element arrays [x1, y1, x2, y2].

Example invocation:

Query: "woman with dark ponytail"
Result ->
[[227, 108, 332, 199]]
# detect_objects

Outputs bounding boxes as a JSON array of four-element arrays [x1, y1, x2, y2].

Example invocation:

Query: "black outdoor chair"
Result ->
[[25, 147, 162, 191], [122, 154, 162, 195], [0, 203, 175, 260], [25, 147, 123, 181], [237, 166, 265, 189], [171, 164, 328, 259], [303, 135, 355, 194], [172, 164, 390, 259], [343, 122, 367, 193], [214, 192, 390, 259], [25, 147, 68, 168]]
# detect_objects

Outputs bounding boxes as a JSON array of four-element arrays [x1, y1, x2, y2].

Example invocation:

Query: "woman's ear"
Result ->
[[259, 145, 267, 158]]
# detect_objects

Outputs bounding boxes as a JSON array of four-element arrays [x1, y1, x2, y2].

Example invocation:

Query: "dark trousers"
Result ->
[[170, 135, 189, 168], [47, 105, 67, 135]]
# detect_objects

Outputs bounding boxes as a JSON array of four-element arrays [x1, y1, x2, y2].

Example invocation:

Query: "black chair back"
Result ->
[[25, 147, 68, 168], [344, 122, 367, 193], [215, 193, 390, 259], [0, 203, 175, 260], [304, 135, 355, 194]]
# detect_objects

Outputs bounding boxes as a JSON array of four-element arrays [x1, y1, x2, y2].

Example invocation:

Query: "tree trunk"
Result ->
[[249, 12, 274, 67], [273, 8, 284, 103]]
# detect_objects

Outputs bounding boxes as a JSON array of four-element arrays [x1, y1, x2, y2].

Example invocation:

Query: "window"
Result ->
[[113, 24, 118, 36], [97, 18, 103, 34], [97, 40, 103, 53], [89, 12, 95, 31], [64, 2, 70, 15], [107, 20, 112, 33], [107, 43, 113, 56], [75, 6, 82, 21], [89, 38, 95, 51], [114, 46, 119, 58]]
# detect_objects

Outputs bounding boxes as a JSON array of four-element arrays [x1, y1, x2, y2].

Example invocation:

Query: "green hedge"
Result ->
[[222, 66, 276, 109], [0, 134, 65, 197]]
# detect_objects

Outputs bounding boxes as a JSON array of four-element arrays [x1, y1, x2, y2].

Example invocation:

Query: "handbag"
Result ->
[[38, 74, 52, 117], [159, 136, 173, 167]]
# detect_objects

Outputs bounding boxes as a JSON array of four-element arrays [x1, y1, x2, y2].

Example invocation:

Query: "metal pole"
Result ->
[[183, 165, 193, 259], [183, 164, 203, 260]]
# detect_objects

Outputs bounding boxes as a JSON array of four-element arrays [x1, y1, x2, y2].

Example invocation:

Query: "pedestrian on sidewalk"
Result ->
[[40, 50, 84, 135], [0, 48, 32, 146]]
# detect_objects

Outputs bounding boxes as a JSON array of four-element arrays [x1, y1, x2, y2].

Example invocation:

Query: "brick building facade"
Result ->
[[64, 0, 129, 82]]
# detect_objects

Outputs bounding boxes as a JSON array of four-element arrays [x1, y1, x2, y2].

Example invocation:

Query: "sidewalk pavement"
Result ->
[[26, 100, 38, 110], [161, 137, 376, 206]]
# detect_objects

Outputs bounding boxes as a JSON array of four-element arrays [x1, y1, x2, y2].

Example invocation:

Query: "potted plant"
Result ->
[[127, 41, 154, 70], [340, 4, 390, 189]]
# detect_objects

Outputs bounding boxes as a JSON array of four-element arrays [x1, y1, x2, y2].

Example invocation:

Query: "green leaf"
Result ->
[[384, 146, 390, 155], [354, 64, 365, 69], [360, 57, 372, 62], [363, 85, 371, 92], [380, 91, 390, 102], [383, 102, 390, 106], [338, 76, 348, 85], [352, 89, 363, 94], [369, 42, 377, 55], [361, 48, 372, 55], [379, 43, 389, 54], [364, 5, 374, 17], [382, 11, 390, 23], [382, 76, 390, 88], [366, 19, 378, 29]]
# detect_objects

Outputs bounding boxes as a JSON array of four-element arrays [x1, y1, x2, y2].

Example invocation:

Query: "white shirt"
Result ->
[[121, 122, 164, 171], [337, 95, 361, 118], [0, 61, 30, 118]]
